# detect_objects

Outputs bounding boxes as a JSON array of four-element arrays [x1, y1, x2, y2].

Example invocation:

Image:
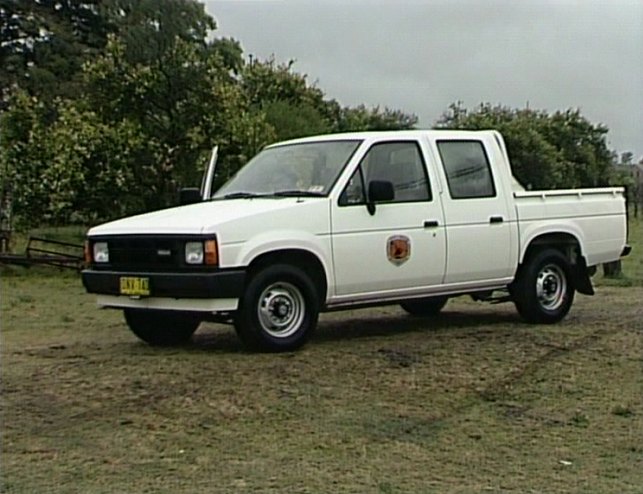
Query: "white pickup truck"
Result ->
[[82, 130, 630, 351]]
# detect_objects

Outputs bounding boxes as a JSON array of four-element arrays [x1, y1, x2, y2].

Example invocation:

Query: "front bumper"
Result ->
[[82, 269, 246, 299]]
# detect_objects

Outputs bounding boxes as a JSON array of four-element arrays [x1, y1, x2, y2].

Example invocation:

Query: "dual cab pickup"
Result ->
[[83, 130, 629, 351]]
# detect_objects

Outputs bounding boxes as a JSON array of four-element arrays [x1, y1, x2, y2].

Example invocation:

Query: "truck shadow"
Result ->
[[189, 308, 523, 353], [314, 309, 522, 344]]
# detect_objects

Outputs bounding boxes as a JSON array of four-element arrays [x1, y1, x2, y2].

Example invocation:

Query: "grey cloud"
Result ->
[[207, 0, 642, 159]]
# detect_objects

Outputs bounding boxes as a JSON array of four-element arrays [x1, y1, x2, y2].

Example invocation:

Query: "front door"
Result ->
[[331, 140, 446, 297]]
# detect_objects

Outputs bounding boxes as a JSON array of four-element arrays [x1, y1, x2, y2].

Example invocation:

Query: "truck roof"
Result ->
[[269, 129, 502, 147]]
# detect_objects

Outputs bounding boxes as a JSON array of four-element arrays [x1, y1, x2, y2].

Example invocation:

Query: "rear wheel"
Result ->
[[234, 264, 319, 352], [400, 296, 448, 316], [124, 309, 200, 346], [512, 248, 575, 324]]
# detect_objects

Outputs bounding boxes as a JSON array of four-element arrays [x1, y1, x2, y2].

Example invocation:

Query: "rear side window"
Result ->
[[437, 140, 496, 199]]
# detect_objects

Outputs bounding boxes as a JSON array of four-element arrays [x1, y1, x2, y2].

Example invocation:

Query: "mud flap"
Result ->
[[572, 258, 595, 295]]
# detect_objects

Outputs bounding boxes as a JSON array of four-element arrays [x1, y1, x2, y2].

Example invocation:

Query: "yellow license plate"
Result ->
[[120, 277, 150, 296]]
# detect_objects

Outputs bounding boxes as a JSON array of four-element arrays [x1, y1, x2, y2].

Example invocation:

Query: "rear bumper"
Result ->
[[82, 269, 246, 299], [621, 245, 632, 257]]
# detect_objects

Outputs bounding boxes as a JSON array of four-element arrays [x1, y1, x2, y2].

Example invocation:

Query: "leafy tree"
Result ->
[[240, 58, 417, 139], [83, 35, 274, 209], [209, 37, 244, 74], [436, 102, 613, 189], [0, 91, 146, 225], [101, 0, 215, 64], [0, 0, 221, 107], [0, 0, 108, 106], [619, 151, 634, 166], [242, 58, 325, 110], [0, 2, 421, 227], [262, 100, 331, 141], [240, 58, 336, 139], [335, 104, 418, 132]]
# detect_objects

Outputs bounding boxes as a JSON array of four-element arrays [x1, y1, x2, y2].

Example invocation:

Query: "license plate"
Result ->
[[120, 277, 150, 296]]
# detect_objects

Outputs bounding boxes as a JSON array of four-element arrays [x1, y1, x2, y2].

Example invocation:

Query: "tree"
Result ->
[[335, 104, 418, 132], [0, 0, 109, 107], [436, 102, 613, 190], [620, 151, 634, 166], [262, 101, 331, 141], [83, 35, 273, 210], [101, 0, 215, 64], [0, 91, 146, 225], [0, 0, 222, 107], [240, 58, 417, 139], [0, 2, 420, 227]]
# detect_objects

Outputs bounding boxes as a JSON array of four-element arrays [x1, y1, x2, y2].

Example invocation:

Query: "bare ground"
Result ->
[[1, 275, 642, 493]]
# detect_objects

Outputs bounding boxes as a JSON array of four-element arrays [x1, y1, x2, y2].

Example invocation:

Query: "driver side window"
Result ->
[[339, 141, 431, 206]]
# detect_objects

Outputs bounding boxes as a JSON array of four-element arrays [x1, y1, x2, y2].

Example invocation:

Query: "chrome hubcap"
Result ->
[[536, 264, 567, 311], [257, 282, 305, 338]]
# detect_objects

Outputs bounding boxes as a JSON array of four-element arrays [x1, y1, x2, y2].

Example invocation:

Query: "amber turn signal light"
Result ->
[[204, 239, 218, 265]]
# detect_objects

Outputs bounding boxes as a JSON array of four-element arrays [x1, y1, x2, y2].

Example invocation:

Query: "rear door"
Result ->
[[433, 139, 515, 284], [330, 139, 446, 297]]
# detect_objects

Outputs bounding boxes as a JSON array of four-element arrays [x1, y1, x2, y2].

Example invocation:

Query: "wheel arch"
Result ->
[[520, 231, 584, 264], [518, 231, 594, 296], [245, 249, 329, 304]]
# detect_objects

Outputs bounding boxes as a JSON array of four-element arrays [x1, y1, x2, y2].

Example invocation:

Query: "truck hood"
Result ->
[[87, 198, 323, 236]]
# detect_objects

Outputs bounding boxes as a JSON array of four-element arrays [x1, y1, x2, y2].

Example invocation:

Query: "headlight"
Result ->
[[185, 242, 204, 264], [93, 242, 109, 263], [185, 240, 218, 265]]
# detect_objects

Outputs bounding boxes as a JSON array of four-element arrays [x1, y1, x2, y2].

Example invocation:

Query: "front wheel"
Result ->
[[124, 309, 201, 346], [234, 264, 320, 352], [512, 249, 575, 324]]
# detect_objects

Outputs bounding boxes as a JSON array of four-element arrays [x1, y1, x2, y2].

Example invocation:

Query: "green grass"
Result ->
[[1, 217, 642, 492], [2, 277, 642, 493]]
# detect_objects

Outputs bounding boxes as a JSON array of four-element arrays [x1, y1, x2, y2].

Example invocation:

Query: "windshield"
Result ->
[[213, 140, 362, 199]]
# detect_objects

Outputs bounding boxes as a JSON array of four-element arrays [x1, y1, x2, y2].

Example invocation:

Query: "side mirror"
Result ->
[[366, 180, 395, 215], [179, 187, 202, 205]]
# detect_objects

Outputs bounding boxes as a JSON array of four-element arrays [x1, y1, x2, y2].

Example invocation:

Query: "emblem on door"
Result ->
[[387, 235, 411, 266]]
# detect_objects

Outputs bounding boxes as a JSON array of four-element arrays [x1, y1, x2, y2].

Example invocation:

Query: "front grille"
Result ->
[[92, 235, 209, 272]]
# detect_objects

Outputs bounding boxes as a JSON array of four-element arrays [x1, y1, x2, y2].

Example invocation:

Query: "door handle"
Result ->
[[489, 215, 504, 224], [424, 220, 439, 228]]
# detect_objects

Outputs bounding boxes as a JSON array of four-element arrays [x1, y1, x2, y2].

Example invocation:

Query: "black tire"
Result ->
[[400, 296, 448, 316], [512, 248, 575, 324], [124, 309, 200, 346], [234, 264, 320, 352]]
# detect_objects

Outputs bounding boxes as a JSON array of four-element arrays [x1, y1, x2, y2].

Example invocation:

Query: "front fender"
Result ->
[[220, 229, 335, 293]]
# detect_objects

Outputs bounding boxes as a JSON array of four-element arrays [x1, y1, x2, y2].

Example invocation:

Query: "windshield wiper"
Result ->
[[218, 192, 263, 200], [213, 190, 325, 200], [270, 190, 326, 197]]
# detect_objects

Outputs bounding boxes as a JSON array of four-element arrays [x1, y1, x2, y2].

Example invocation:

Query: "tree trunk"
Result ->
[[602, 260, 622, 278]]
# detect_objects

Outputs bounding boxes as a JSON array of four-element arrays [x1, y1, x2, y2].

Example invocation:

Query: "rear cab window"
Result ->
[[436, 140, 496, 199]]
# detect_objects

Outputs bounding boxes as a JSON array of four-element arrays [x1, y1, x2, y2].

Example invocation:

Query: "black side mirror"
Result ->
[[366, 180, 394, 215], [179, 187, 202, 205]]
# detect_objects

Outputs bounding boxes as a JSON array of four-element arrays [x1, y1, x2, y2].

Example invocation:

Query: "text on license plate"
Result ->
[[120, 277, 150, 296]]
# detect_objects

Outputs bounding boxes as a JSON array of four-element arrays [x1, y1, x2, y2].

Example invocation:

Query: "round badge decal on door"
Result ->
[[387, 235, 411, 266]]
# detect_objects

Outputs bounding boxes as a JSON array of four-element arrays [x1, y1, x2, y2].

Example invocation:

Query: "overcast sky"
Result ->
[[205, 0, 642, 161]]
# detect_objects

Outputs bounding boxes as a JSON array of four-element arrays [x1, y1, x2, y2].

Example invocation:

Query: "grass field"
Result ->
[[1, 219, 642, 493]]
